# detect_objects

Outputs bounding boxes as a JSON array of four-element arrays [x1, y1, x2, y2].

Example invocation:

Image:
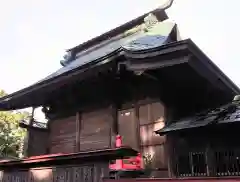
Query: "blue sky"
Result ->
[[0, 0, 239, 94]]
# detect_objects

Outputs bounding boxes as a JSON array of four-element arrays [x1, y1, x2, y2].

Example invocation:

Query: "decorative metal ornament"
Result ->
[[60, 51, 73, 66], [144, 13, 159, 30], [123, 34, 168, 51]]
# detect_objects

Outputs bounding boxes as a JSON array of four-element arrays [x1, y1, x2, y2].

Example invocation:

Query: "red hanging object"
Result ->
[[109, 135, 143, 170], [115, 135, 123, 169]]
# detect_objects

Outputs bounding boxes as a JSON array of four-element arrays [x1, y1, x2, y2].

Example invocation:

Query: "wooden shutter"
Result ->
[[80, 108, 112, 151], [118, 108, 138, 150], [49, 116, 76, 154]]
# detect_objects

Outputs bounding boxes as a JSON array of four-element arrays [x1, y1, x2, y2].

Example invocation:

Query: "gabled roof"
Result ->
[[0, 36, 239, 110], [0, 14, 239, 111], [0, 20, 177, 110]]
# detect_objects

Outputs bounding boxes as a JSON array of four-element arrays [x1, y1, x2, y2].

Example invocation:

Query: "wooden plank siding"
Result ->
[[47, 99, 167, 177], [27, 128, 49, 157], [80, 108, 112, 151], [49, 116, 77, 153], [48, 107, 114, 154], [118, 108, 139, 150], [117, 100, 167, 177], [139, 102, 166, 168]]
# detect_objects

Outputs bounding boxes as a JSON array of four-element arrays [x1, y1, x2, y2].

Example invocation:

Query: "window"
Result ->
[[175, 150, 207, 177], [214, 149, 240, 176], [174, 140, 240, 177]]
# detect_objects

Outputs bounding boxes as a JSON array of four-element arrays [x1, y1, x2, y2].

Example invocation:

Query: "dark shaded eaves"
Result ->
[[0, 39, 239, 110]]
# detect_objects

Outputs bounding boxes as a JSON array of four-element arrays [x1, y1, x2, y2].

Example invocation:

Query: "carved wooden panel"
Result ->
[[94, 163, 109, 182], [72, 165, 96, 182], [31, 169, 53, 182], [72, 167, 83, 182], [82, 165, 93, 182], [2, 172, 11, 182], [80, 108, 112, 151], [0, 163, 110, 182], [49, 115, 76, 153], [53, 167, 71, 182], [2, 171, 29, 182]]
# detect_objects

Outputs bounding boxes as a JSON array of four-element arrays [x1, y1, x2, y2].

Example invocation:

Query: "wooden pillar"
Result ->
[[29, 107, 36, 126], [134, 103, 141, 151], [110, 104, 118, 148], [76, 112, 81, 152], [111, 104, 118, 134], [107, 71, 120, 148], [165, 106, 176, 178], [26, 107, 35, 157]]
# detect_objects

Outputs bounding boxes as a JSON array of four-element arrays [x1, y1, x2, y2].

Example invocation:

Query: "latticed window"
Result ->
[[214, 149, 240, 176], [174, 141, 240, 177], [176, 151, 207, 177]]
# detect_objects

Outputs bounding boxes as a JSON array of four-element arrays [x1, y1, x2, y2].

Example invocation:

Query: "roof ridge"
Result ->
[[67, 9, 167, 54]]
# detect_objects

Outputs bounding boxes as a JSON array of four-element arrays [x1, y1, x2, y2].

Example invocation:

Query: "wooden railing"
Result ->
[[104, 178, 240, 182], [175, 148, 240, 177]]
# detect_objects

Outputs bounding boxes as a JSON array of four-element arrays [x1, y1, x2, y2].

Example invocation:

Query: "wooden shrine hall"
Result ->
[[0, 4, 239, 181]]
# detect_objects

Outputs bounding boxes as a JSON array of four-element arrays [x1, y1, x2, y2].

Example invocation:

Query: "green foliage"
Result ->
[[0, 90, 7, 97], [0, 90, 29, 158], [143, 153, 154, 169]]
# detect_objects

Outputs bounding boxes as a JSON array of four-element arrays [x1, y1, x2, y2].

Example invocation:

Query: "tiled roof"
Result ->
[[37, 21, 176, 83], [156, 101, 240, 135]]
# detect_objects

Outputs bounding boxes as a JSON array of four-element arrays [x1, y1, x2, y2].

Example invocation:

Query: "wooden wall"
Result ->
[[0, 163, 109, 182], [47, 99, 168, 177], [49, 116, 77, 153], [80, 108, 112, 151], [47, 98, 168, 178], [27, 128, 49, 156], [117, 100, 168, 177], [48, 107, 113, 154]]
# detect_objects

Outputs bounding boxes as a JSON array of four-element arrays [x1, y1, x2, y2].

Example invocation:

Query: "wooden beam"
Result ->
[[134, 103, 141, 151], [109, 104, 118, 148], [29, 107, 36, 126]]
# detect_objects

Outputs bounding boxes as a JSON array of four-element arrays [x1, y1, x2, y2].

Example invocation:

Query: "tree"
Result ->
[[0, 90, 29, 158]]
